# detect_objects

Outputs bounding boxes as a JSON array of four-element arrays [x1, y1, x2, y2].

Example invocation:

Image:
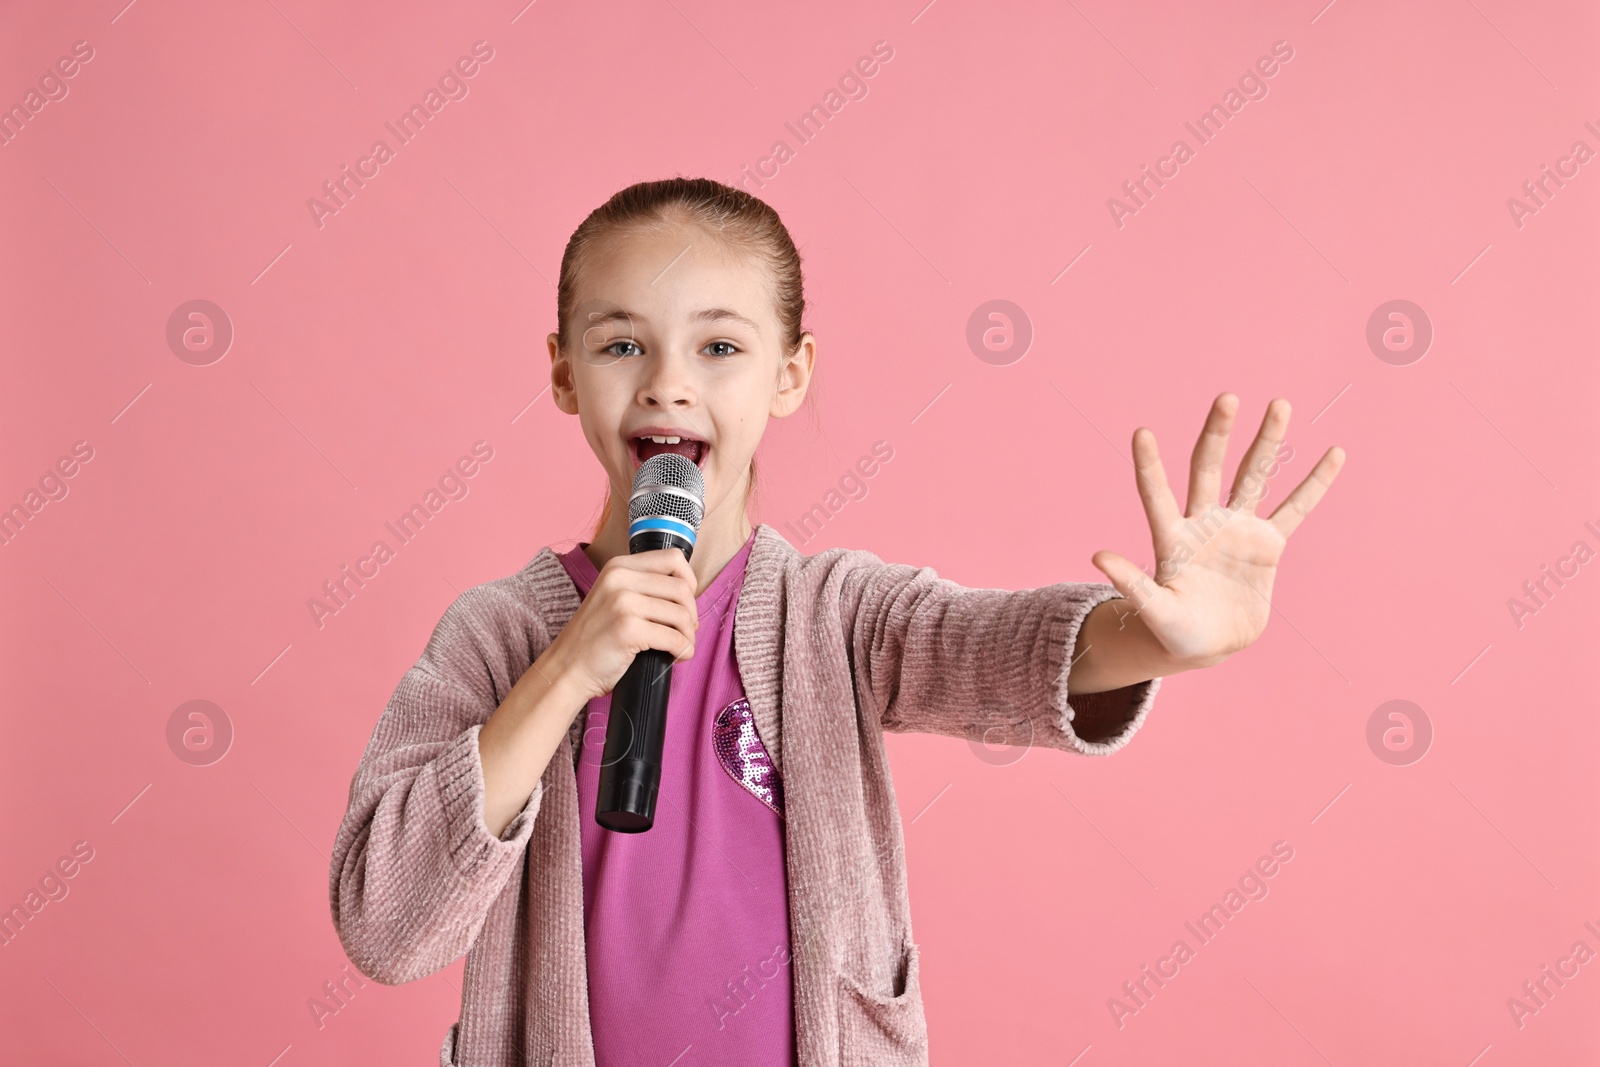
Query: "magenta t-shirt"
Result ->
[[557, 533, 796, 1067]]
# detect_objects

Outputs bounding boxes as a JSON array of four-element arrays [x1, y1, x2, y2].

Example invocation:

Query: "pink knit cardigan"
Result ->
[[329, 523, 1161, 1066]]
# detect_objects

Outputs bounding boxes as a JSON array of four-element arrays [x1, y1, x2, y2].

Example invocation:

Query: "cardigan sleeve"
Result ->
[[839, 557, 1161, 755], [329, 588, 546, 985]]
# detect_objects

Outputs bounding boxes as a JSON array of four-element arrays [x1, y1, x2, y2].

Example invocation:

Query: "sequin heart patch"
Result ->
[[713, 696, 785, 818]]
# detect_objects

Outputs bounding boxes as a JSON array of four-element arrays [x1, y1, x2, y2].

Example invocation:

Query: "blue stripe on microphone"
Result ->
[[629, 515, 697, 543]]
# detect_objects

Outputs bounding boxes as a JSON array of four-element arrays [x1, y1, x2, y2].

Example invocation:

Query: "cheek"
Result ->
[[575, 404, 623, 461], [573, 369, 630, 424]]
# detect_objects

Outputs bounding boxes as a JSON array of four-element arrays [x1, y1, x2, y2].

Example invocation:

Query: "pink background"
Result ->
[[3, 0, 1597, 1063]]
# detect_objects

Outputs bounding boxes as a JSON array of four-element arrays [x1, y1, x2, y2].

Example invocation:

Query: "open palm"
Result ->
[[1090, 393, 1346, 670]]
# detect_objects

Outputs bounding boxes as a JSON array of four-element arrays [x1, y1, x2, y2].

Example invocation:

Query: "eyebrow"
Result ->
[[584, 307, 762, 334]]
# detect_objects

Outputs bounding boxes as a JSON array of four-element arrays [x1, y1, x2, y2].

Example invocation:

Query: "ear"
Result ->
[[549, 331, 580, 415], [770, 332, 815, 418]]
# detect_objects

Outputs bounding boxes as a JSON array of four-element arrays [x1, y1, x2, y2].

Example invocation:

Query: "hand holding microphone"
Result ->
[[594, 452, 706, 833], [478, 466, 699, 842], [546, 549, 700, 705]]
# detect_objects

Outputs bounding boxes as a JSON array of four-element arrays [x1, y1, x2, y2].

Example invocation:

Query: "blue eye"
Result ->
[[599, 339, 739, 359]]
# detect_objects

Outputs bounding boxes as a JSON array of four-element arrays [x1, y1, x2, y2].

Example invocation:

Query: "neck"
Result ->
[[585, 496, 754, 597]]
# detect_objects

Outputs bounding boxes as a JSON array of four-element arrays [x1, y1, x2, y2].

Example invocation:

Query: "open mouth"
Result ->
[[630, 434, 708, 472]]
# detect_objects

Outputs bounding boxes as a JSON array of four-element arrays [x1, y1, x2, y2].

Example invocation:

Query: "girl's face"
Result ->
[[547, 218, 814, 539]]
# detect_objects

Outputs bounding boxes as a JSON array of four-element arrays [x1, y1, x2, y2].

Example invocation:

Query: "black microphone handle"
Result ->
[[593, 647, 675, 832], [593, 526, 695, 833]]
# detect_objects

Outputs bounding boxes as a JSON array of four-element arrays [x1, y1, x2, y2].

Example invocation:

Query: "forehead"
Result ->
[[572, 221, 776, 336]]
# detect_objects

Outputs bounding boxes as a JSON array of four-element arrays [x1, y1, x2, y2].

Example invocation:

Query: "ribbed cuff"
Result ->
[[435, 723, 544, 880], [1044, 584, 1163, 755]]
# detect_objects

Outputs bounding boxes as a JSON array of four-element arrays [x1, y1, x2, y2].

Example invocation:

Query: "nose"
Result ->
[[636, 346, 696, 409]]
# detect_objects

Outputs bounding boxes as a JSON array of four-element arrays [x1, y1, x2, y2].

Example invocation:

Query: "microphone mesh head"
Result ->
[[628, 453, 705, 530]]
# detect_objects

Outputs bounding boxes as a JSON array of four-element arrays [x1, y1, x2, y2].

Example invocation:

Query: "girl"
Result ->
[[329, 178, 1344, 1067]]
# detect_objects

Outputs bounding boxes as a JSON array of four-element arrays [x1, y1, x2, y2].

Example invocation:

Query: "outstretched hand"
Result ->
[[1089, 393, 1346, 673]]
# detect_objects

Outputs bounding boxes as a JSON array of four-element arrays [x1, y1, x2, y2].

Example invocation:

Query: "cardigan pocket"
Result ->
[[440, 1022, 556, 1067], [837, 938, 930, 1065]]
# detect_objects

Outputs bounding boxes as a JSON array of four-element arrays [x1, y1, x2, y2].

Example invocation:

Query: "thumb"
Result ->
[[1090, 550, 1161, 611]]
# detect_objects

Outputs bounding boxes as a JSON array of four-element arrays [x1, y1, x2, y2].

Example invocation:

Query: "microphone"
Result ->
[[594, 452, 705, 833]]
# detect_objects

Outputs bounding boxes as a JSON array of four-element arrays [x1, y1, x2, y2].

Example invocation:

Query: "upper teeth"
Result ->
[[645, 435, 682, 444]]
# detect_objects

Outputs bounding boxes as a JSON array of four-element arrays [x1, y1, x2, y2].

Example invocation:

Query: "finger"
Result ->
[[668, 549, 699, 597], [1090, 550, 1167, 615], [643, 548, 702, 605], [620, 590, 698, 635], [1131, 427, 1184, 548], [627, 625, 697, 691], [626, 618, 695, 661], [1186, 392, 1239, 516], [651, 622, 695, 662], [653, 551, 699, 627], [605, 568, 695, 605], [612, 568, 700, 634], [1266, 446, 1346, 540], [613, 551, 699, 600], [611, 548, 692, 575], [1226, 397, 1290, 515]]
